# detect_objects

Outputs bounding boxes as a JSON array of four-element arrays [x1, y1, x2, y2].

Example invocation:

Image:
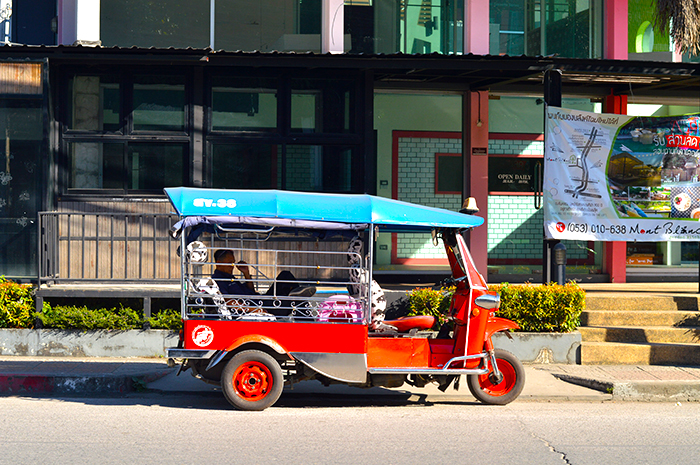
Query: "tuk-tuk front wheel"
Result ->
[[467, 349, 524, 405], [222, 350, 284, 411]]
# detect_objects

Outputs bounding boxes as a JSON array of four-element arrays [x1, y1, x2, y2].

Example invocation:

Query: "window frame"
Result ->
[[60, 68, 192, 197], [203, 70, 365, 193]]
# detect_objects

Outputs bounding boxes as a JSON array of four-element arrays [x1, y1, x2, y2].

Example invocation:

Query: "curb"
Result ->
[[551, 373, 700, 402], [0, 369, 173, 396], [611, 381, 700, 402]]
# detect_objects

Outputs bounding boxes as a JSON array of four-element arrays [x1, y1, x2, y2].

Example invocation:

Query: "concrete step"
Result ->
[[581, 341, 700, 365], [586, 295, 700, 312], [580, 326, 700, 344], [581, 310, 700, 327]]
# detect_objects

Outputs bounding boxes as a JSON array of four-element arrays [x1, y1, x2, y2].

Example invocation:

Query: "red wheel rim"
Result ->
[[232, 361, 273, 400], [477, 359, 517, 396]]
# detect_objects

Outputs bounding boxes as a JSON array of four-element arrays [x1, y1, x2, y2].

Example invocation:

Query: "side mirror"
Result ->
[[475, 293, 500, 310]]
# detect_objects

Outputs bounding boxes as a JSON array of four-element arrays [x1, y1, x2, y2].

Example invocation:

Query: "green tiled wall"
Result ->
[[488, 195, 588, 260]]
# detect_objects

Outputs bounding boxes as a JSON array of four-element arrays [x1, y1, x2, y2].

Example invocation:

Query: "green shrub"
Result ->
[[38, 303, 143, 330], [407, 286, 455, 327], [407, 282, 585, 333], [37, 303, 183, 331], [489, 282, 585, 333], [147, 309, 183, 331], [0, 277, 35, 328]]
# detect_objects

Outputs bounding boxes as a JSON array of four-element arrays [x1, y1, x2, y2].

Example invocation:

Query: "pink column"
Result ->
[[464, 91, 489, 277], [604, 0, 628, 60], [464, 0, 490, 55]]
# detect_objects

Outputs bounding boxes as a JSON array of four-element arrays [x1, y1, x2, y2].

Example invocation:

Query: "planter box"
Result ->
[[0, 328, 580, 363], [492, 331, 581, 364], [0, 329, 178, 358]]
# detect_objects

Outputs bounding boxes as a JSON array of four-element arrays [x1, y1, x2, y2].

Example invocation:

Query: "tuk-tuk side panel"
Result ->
[[427, 338, 455, 354], [366, 337, 431, 368], [184, 320, 368, 354]]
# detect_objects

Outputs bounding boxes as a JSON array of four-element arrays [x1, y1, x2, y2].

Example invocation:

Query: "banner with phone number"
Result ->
[[544, 107, 700, 241]]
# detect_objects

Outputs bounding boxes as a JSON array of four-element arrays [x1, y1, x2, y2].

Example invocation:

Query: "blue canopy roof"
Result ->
[[164, 187, 483, 232]]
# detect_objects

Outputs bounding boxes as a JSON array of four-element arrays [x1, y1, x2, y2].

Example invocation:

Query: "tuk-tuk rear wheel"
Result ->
[[221, 350, 284, 411], [467, 349, 524, 405]]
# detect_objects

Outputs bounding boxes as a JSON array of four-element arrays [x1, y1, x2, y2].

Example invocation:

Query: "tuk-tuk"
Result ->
[[165, 187, 525, 410]]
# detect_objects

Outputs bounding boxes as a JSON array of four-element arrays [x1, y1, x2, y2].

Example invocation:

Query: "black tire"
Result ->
[[467, 349, 525, 405], [221, 350, 284, 411]]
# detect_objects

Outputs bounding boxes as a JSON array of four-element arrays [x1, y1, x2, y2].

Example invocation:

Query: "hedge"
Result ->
[[0, 277, 35, 329], [489, 282, 585, 333], [38, 303, 144, 330], [407, 282, 585, 333], [36, 304, 183, 331], [0, 275, 182, 331], [406, 286, 454, 329]]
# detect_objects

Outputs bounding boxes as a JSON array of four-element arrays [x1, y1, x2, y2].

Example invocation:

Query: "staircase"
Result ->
[[580, 295, 700, 365]]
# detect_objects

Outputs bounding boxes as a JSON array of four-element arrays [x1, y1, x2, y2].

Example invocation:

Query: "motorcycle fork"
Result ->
[[484, 337, 504, 385]]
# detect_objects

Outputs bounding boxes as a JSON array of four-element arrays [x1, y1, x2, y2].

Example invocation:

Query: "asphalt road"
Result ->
[[1, 394, 699, 465]]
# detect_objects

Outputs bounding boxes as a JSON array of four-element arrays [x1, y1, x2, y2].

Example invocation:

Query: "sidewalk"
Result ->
[[578, 281, 700, 296], [2, 355, 700, 402]]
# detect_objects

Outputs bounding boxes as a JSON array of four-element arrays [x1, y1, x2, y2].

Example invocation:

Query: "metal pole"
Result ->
[[542, 69, 562, 284], [181, 223, 187, 319]]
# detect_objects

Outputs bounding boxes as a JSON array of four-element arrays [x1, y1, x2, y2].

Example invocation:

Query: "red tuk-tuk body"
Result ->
[[166, 188, 525, 410]]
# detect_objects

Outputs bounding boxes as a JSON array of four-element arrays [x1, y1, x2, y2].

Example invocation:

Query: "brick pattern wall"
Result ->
[[395, 134, 587, 263], [487, 194, 588, 260], [487, 137, 543, 259], [487, 138, 587, 261], [396, 137, 461, 260], [278, 146, 352, 191], [281, 146, 319, 191], [488, 138, 544, 155], [487, 195, 542, 259]]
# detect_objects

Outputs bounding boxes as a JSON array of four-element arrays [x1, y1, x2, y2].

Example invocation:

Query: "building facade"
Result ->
[[1, 0, 699, 284]]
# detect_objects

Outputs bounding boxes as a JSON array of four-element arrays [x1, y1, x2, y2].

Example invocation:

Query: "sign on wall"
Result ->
[[489, 157, 540, 193], [544, 106, 700, 241]]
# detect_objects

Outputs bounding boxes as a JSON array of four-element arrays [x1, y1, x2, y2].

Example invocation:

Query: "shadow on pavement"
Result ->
[[0, 388, 489, 411]]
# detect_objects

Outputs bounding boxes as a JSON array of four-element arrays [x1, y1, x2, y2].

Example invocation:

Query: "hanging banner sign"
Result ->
[[544, 107, 700, 241]]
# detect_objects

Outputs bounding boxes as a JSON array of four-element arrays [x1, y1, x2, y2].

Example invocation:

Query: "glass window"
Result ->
[[489, 0, 525, 55], [683, 53, 700, 63], [70, 142, 123, 189], [0, 100, 44, 277], [435, 153, 461, 194], [128, 144, 186, 190], [291, 91, 321, 133], [69, 75, 121, 132], [285, 146, 357, 192], [490, 0, 602, 58], [291, 79, 354, 134], [210, 144, 278, 189], [133, 75, 186, 132], [369, 0, 464, 54], [101, 0, 210, 48], [211, 77, 278, 132], [215, 0, 321, 52], [628, 0, 671, 55], [69, 142, 186, 191]]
